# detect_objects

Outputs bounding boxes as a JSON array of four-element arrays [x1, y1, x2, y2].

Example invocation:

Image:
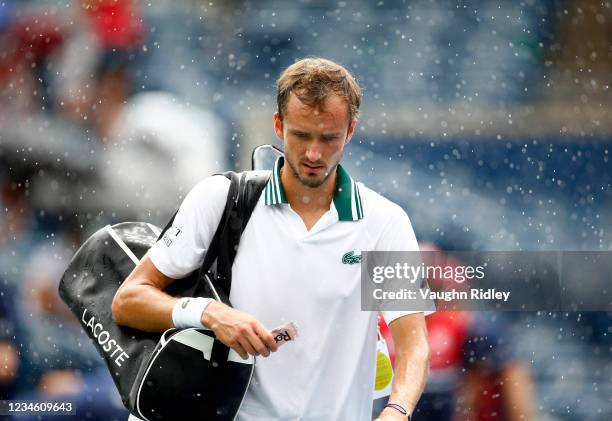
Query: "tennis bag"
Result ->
[[59, 170, 270, 420]]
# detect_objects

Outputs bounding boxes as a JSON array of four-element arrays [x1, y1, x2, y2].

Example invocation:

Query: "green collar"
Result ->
[[264, 157, 364, 221]]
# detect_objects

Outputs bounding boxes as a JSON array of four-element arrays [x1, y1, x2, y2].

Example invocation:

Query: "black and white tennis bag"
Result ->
[[59, 170, 269, 421]]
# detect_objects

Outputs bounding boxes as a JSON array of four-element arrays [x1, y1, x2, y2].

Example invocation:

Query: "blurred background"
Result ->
[[0, 0, 610, 420]]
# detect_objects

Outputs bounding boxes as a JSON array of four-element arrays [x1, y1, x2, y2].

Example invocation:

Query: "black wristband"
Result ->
[[384, 403, 410, 419]]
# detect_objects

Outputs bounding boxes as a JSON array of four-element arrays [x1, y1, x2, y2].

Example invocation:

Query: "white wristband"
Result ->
[[172, 297, 214, 329]]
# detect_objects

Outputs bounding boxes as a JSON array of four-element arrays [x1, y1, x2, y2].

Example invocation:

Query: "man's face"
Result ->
[[274, 93, 356, 188]]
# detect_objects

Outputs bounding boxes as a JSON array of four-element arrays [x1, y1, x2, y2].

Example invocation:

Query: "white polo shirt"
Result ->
[[149, 157, 424, 421]]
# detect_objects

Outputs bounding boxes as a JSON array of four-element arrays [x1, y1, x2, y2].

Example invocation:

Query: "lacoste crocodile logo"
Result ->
[[342, 251, 361, 265]]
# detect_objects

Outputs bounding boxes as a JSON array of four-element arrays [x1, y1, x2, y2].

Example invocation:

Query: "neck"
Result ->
[[281, 165, 337, 212]]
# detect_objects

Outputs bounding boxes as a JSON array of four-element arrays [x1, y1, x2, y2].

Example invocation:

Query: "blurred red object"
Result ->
[[82, 0, 143, 49], [426, 311, 472, 370], [0, 15, 65, 70]]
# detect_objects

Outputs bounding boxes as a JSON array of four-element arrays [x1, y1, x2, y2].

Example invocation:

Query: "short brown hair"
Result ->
[[276, 57, 362, 123]]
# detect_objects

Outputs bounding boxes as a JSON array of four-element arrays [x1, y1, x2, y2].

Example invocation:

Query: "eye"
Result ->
[[294, 132, 309, 139]]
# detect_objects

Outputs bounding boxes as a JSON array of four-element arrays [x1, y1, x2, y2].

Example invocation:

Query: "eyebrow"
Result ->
[[321, 132, 343, 138], [288, 129, 343, 138], [288, 129, 309, 136]]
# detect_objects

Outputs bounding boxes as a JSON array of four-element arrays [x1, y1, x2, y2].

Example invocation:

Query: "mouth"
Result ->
[[302, 163, 326, 175]]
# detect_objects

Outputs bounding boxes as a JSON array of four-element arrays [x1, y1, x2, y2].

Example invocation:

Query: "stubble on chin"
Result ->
[[286, 158, 337, 189]]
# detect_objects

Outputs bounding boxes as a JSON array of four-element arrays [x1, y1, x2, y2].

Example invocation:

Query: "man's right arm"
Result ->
[[111, 252, 278, 359], [112, 175, 225, 333], [111, 175, 278, 358], [111, 255, 178, 332]]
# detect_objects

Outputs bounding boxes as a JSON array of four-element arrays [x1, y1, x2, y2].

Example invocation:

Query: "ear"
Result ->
[[273, 112, 284, 141], [345, 119, 357, 145]]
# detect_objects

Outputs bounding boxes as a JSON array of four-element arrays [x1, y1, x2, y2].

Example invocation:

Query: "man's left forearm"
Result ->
[[382, 313, 430, 418]]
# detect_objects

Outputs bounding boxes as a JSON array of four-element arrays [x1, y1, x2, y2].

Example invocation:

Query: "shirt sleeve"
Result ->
[[148, 175, 231, 279], [376, 205, 436, 325]]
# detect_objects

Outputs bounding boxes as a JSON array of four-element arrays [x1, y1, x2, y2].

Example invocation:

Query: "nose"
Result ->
[[305, 141, 322, 162]]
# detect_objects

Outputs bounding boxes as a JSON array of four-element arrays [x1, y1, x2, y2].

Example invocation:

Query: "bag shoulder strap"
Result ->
[[211, 170, 269, 304], [205, 170, 269, 374], [158, 171, 269, 304], [238, 170, 272, 231]]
